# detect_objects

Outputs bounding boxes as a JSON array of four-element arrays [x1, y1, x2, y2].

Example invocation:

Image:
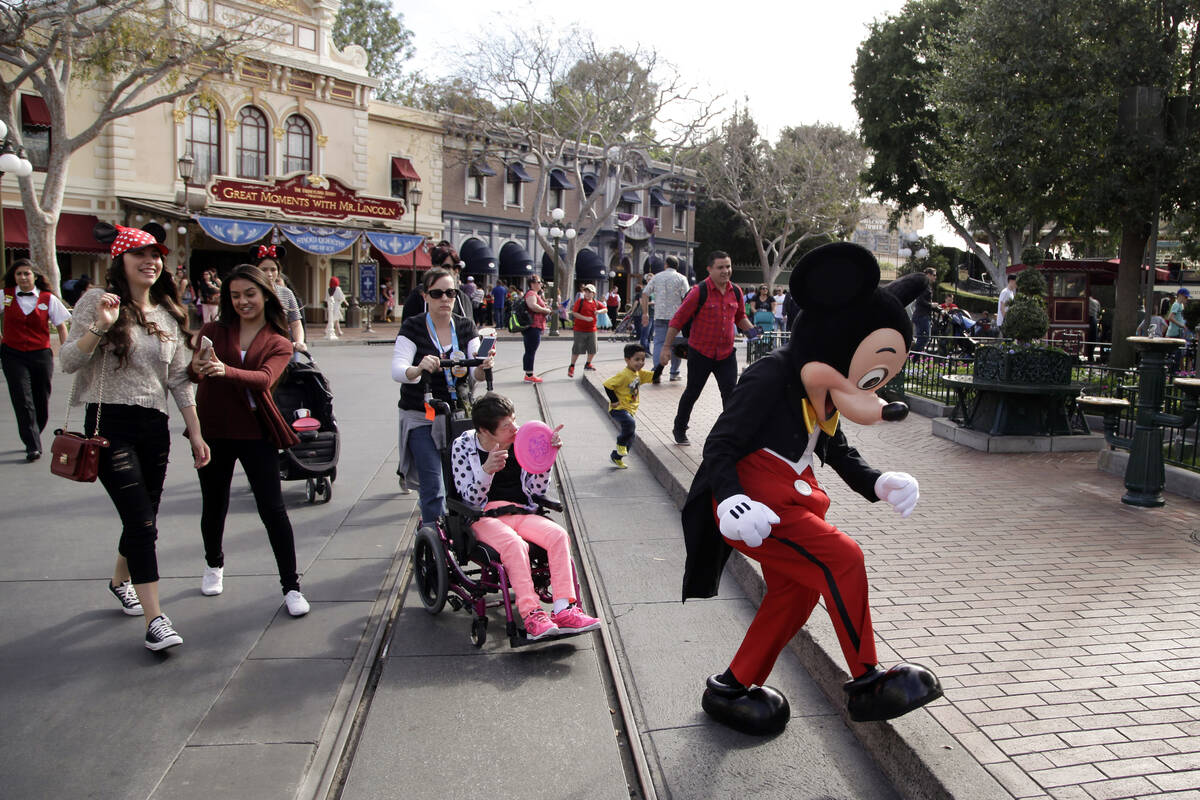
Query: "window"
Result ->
[[235, 106, 268, 179], [186, 102, 221, 183], [505, 175, 522, 206], [19, 94, 51, 171], [392, 178, 408, 201], [282, 114, 312, 174], [549, 186, 564, 210], [673, 204, 687, 232], [467, 174, 485, 202]]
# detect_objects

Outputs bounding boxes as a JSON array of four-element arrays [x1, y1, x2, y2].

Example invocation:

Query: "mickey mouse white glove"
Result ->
[[874, 471, 919, 518], [717, 494, 780, 548]]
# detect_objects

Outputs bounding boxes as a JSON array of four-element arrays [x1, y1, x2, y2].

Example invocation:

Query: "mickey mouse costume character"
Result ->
[[682, 242, 943, 735]]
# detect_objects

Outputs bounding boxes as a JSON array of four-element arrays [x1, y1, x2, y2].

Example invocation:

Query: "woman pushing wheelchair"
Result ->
[[450, 393, 601, 641]]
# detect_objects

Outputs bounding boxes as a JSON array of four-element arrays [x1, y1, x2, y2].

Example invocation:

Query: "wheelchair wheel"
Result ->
[[413, 526, 448, 614], [470, 616, 488, 648]]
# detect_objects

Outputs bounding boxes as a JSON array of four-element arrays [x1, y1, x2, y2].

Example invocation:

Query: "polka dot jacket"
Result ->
[[451, 429, 550, 511]]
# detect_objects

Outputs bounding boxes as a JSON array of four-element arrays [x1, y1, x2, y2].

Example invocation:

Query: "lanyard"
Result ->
[[425, 315, 460, 402]]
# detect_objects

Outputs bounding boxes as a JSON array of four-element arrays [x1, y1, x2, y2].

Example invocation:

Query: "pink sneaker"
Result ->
[[523, 608, 558, 640], [550, 604, 601, 633]]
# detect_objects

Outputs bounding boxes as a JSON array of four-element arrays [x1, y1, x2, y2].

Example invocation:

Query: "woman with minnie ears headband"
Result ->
[[60, 222, 211, 652], [251, 244, 306, 354]]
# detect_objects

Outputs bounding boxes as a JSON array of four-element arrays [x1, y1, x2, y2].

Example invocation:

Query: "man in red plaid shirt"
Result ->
[[659, 251, 756, 445]]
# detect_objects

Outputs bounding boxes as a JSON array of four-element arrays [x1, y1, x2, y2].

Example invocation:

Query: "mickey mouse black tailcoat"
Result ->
[[680, 347, 881, 602]]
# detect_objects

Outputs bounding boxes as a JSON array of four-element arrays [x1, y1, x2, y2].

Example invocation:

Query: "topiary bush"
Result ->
[[1020, 246, 1045, 266], [1002, 268, 1050, 342]]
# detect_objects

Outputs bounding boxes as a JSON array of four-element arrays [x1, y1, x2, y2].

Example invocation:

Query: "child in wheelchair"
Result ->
[[449, 393, 601, 640]]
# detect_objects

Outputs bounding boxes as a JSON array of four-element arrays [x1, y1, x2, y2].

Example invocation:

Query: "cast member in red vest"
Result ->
[[1, 258, 70, 460]]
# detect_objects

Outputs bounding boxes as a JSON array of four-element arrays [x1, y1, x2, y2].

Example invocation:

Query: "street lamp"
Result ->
[[408, 183, 423, 299], [538, 206, 576, 337], [898, 231, 929, 261], [0, 120, 35, 272]]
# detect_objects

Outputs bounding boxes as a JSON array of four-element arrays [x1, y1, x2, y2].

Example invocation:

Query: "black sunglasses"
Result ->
[[427, 288, 457, 299]]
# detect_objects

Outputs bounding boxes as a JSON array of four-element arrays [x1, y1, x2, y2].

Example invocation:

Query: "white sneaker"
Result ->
[[201, 566, 224, 596], [284, 590, 310, 617]]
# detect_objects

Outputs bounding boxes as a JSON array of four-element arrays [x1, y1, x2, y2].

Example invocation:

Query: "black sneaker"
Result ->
[[109, 580, 144, 616], [144, 614, 183, 651], [673, 429, 690, 446], [652, 364, 663, 384]]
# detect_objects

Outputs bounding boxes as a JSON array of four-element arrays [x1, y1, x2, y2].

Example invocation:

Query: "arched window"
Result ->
[[186, 102, 221, 183], [282, 114, 312, 174], [236, 106, 269, 179]]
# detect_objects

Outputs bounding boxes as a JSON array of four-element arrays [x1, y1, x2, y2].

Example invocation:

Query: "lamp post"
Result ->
[[0, 120, 35, 272], [408, 183, 422, 300], [538, 207, 576, 337]]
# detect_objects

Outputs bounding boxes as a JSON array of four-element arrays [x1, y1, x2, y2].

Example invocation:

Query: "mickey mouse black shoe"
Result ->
[[701, 674, 791, 736], [844, 663, 943, 722]]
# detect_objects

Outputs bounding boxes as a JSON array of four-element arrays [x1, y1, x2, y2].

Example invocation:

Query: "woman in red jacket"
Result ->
[[189, 264, 309, 616]]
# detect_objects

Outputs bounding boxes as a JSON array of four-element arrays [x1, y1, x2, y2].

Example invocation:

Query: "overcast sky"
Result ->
[[397, 0, 960, 244]]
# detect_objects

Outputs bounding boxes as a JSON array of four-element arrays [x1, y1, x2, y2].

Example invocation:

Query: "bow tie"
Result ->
[[16, 291, 34, 297]]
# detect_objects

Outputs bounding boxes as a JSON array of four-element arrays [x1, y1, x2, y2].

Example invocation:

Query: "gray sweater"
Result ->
[[60, 289, 196, 415]]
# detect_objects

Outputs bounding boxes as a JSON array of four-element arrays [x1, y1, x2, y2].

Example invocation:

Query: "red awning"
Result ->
[[390, 157, 421, 182], [3, 209, 107, 254], [1007, 258, 1169, 281], [372, 244, 431, 268], [20, 94, 51, 128]]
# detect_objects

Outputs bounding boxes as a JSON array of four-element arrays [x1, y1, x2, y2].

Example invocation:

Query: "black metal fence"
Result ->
[[742, 330, 1200, 473]]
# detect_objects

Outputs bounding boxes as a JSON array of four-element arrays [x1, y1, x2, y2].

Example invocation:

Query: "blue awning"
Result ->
[[549, 169, 575, 191], [507, 162, 533, 183], [581, 174, 598, 195], [649, 187, 671, 207], [575, 248, 606, 280], [620, 187, 641, 205], [499, 241, 534, 277], [459, 237, 497, 276], [470, 160, 497, 178]]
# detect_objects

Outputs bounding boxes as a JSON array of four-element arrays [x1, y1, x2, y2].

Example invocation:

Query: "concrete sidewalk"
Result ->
[[574, 348, 1200, 800], [0, 345, 415, 800]]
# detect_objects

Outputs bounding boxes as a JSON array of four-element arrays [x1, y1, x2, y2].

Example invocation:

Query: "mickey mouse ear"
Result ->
[[93, 222, 118, 245], [884, 272, 929, 308], [141, 222, 167, 244], [790, 242, 880, 310]]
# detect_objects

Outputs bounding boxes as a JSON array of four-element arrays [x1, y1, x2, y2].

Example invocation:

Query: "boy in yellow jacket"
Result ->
[[602, 343, 656, 468]]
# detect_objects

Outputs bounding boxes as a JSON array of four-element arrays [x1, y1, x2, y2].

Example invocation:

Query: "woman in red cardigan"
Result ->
[[189, 264, 309, 616]]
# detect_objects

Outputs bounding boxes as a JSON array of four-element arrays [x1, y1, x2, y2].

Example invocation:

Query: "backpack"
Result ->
[[680, 281, 743, 339], [512, 294, 533, 329]]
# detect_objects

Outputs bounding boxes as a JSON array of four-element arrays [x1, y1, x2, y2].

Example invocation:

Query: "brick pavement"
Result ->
[[580, 349, 1200, 800]]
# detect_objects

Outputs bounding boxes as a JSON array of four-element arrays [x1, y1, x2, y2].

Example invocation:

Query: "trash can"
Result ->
[[345, 297, 361, 329]]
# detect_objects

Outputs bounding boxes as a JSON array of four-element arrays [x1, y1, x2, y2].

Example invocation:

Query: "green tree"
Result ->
[[0, 0, 256, 292], [332, 0, 414, 103], [931, 0, 1200, 367], [698, 109, 867, 287]]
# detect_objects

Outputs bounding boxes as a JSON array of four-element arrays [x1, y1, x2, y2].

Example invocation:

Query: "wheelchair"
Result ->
[[409, 361, 591, 649]]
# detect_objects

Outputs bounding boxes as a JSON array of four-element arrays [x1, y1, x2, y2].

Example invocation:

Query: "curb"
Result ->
[[578, 374, 1014, 800]]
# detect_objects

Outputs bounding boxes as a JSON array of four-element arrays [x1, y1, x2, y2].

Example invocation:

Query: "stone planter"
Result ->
[[973, 345, 1072, 385]]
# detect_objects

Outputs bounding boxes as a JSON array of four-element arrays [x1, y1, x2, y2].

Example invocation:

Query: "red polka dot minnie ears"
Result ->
[[93, 222, 169, 259]]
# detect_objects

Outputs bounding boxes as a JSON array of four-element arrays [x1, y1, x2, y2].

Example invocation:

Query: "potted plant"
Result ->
[[974, 268, 1072, 384]]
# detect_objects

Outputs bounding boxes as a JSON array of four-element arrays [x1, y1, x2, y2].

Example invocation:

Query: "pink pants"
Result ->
[[472, 501, 576, 617]]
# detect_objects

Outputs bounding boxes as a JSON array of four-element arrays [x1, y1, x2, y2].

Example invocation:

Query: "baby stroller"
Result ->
[[273, 351, 339, 503], [606, 308, 639, 342], [410, 357, 591, 648]]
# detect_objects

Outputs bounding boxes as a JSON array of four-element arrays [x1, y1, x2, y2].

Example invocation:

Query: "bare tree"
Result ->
[[701, 110, 868, 287], [0, 0, 267, 291], [445, 24, 719, 289]]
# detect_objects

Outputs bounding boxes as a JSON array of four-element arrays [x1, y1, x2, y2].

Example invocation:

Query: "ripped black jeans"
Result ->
[[86, 404, 171, 585]]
